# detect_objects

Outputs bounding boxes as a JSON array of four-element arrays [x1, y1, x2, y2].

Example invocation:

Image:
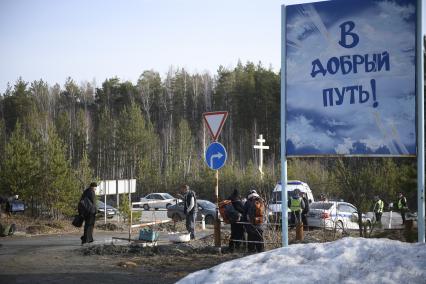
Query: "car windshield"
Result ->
[[271, 191, 299, 203], [163, 193, 174, 199], [198, 200, 215, 209], [310, 202, 334, 210], [97, 200, 113, 208]]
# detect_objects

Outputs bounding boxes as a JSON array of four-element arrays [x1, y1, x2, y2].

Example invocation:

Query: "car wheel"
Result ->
[[205, 215, 214, 225], [143, 204, 150, 211], [172, 213, 182, 222], [166, 203, 172, 209]]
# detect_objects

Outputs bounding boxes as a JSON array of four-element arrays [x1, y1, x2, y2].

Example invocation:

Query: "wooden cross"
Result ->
[[253, 134, 269, 179]]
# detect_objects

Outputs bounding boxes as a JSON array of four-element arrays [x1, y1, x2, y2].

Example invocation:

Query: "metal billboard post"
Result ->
[[281, 4, 289, 247], [104, 181, 107, 225], [416, 0, 425, 243]]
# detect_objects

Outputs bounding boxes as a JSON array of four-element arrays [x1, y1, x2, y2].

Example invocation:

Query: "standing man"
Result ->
[[227, 189, 245, 252], [5, 195, 19, 216], [301, 192, 309, 228], [288, 189, 305, 225], [79, 182, 97, 245], [397, 192, 408, 225], [373, 196, 384, 225], [181, 184, 197, 240], [244, 189, 265, 253]]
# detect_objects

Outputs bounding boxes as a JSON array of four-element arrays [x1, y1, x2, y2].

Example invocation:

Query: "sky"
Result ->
[[177, 237, 426, 284], [0, 0, 425, 94]]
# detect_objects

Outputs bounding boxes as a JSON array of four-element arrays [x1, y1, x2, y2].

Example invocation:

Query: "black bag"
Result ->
[[72, 215, 84, 227], [78, 196, 94, 217]]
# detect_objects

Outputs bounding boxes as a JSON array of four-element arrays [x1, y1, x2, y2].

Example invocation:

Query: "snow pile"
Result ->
[[177, 238, 426, 284]]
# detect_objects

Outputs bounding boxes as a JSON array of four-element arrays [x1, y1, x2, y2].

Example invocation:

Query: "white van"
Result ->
[[268, 180, 314, 221]]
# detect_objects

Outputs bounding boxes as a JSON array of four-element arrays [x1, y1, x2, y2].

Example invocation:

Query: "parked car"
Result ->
[[307, 201, 372, 231], [96, 200, 117, 219], [268, 180, 314, 224], [7, 200, 25, 214], [140, 193, 181, 210], [167, 199, 217, 224]]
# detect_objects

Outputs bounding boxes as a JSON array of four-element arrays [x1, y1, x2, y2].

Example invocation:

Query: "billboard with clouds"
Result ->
[[285, 0, 417, 156]]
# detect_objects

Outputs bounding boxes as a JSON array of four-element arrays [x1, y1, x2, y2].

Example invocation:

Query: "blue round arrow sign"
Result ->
[[205, 142, 227, 170]]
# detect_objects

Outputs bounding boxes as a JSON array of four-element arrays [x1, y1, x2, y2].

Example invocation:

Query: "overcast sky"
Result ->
[[0, 0, 425, 93]]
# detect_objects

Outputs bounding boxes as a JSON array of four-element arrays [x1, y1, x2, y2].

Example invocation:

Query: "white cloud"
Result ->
[[335, 137, 354, 154], [288, 115, 336, 151]]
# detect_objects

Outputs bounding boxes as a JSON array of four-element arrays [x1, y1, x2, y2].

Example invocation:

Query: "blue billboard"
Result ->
[[285, 0, 417, 156]]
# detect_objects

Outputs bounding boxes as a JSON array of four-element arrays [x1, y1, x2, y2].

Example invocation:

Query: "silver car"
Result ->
[[307, 201, 371, 231], [140, 193, 181, 210], [96, 200, 117, 219], [167, 199, 217, 224]]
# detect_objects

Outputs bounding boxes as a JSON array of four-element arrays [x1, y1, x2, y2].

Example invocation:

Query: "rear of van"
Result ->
[[268, 180, 314, 224]]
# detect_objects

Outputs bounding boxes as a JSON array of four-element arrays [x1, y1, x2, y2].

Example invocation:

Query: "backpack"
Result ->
[[248, 197, 265, 225], [219, 200, 231, 224]]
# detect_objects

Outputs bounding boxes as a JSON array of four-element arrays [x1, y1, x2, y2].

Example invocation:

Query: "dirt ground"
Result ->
[[0, 215, 414, 284]]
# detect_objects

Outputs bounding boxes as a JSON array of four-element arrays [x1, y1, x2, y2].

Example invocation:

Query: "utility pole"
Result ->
[[254, 134, 269, 180]]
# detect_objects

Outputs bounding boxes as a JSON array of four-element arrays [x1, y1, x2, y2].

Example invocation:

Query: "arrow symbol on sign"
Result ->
[[210, 152, 223, 168]]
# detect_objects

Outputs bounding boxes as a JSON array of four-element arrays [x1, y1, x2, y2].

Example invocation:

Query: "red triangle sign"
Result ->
[[203, 111, 228, 141]]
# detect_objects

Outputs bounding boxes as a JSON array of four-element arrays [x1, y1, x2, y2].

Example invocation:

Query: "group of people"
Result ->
[[373, 192, 408, 225], [76, 181, 412, 248], [179, 185, 266, 253], [226, 188, 266, 253]]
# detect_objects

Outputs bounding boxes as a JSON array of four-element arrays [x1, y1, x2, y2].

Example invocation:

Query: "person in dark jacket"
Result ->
[[5, 195, 19, 216], [80, 182, 97, 245], [397, 192, 408, 225], [181, 184, 197, 240], [301, 192, 309, 228], [228, 189, 245, 252], [243, 189, 265, 253]]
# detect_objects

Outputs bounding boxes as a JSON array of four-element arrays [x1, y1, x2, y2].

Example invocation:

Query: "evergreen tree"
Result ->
[[0, 123, 40, 203], [41, 126, 79, 217]]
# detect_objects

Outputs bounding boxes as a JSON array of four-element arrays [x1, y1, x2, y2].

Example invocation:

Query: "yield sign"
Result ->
[[203, 111, 228, 141]]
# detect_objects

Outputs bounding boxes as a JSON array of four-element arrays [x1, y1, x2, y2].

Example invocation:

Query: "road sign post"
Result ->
[[203, 111, 228, 249], [205, 141, 227, 248]]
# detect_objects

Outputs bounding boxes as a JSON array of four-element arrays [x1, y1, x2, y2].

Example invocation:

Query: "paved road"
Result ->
[[365, 211, 408, 229], [97, 209, 169, 224], [0, 227, 214, 284]]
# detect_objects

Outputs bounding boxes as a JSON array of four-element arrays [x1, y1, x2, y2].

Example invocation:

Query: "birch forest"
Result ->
[[0, 61, 419, 217]]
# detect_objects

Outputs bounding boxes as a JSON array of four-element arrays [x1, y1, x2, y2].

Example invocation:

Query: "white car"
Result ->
[[307, 201, 372, 231], [140, 193, 181, 210]]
